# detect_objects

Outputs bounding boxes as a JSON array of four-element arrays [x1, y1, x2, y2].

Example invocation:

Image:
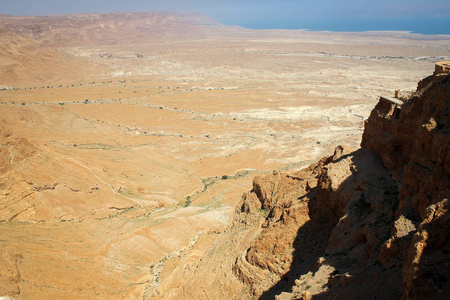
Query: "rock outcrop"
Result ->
[[233, 66, 450, 299]]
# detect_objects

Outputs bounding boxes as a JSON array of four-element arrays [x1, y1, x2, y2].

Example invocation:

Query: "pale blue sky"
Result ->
[[1, 0, 450, 34]]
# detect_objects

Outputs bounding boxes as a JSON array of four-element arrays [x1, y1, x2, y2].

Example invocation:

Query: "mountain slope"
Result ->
[[0, 12, 228, 85], [0, 12, 223, 46]]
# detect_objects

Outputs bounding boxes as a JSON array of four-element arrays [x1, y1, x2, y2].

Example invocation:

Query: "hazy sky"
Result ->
[[2, 0, 450, 33]]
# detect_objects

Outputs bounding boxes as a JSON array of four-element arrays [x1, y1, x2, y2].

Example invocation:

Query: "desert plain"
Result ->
[[0, 13, 449, 299]]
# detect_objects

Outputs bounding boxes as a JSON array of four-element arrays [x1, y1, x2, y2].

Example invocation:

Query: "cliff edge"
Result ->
[[232, 65, 450, 299]]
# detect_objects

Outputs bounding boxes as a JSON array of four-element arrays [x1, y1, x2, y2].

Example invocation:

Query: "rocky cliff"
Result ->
[[232, 66, 450, 299]]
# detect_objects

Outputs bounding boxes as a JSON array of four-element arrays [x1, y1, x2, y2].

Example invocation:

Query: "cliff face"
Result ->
[[233, 67, 450, 299], [362, 68, 450, 299]]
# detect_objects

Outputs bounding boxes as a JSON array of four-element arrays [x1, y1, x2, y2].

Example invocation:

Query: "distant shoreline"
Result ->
[[2, 11, 449, 36], [223, 18, 450, 36]]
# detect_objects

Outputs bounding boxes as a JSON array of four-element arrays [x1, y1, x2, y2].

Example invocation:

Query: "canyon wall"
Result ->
[[233, 66, 450, 299]]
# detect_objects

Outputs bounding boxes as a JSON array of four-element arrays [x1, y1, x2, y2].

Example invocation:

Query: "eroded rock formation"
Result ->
[[233, 66, 450, 299]]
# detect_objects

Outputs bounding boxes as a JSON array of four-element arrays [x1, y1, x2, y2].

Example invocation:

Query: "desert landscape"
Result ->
[[0, 12, 449, 299]]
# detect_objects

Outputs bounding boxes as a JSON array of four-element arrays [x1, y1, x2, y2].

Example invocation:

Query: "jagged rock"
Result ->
[[252, 173, 304, 211], [380, 215, 416, 267], [402, 198, 450, 299], [362, 72, 450, 219], [233, 67, 450, 299], [233, 164, 324, 296]]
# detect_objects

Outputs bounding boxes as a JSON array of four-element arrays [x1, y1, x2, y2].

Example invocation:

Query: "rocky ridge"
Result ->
[[232, 66, 450, 299]]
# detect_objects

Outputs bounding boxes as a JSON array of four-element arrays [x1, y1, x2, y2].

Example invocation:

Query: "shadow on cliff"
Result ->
[[259, 149, 403, 299], [259, 188, 329, 300]]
